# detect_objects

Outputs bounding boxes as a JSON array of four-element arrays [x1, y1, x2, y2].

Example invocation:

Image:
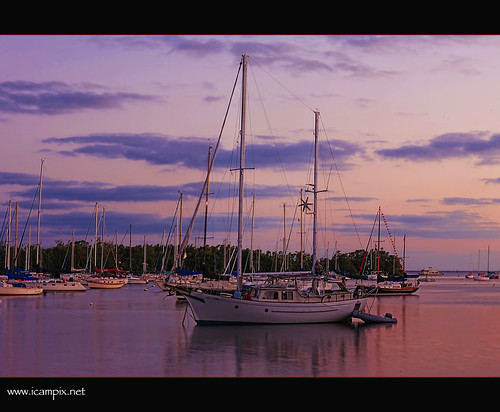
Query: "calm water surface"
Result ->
[[2, 272, 500, 377]]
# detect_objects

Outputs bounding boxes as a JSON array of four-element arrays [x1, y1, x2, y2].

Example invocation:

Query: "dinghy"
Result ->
[[352, 305, 397, 324]]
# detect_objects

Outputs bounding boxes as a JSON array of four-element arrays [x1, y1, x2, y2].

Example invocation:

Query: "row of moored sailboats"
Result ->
[[0, 272, 153, 295], [1, 160, 152, 295]]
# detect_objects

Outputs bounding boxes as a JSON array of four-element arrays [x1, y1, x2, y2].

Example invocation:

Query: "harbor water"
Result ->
[[2, 272, 500, 378]]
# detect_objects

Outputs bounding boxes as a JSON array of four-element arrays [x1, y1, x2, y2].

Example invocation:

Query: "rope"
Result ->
[[248, 62, 296, 206], [358, 212, 378, 275], [175, 59, 242, 270], [380, 210, 405, 274], [319, 115, 364, 249]]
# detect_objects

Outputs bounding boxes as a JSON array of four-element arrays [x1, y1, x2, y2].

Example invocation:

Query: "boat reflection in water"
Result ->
[[175, 321, 393, 377]]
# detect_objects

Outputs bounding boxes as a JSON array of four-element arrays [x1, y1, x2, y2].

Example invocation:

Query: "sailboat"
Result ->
[[32, 278, 87, 292], [357, 207, 419, 296], [159, 164, 237, 298], [472, 248, 491, 281], [1, 163, 44, 296], [84, 206, 126, 289], [0, 281, 43, 295], [175, 55, 367, 324]]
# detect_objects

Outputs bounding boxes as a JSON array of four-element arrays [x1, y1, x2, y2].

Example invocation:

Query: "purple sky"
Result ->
[[3, 35, 500, 270]]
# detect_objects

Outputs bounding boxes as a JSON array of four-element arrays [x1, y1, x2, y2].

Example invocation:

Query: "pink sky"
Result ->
[[2, 34, 500, 271]]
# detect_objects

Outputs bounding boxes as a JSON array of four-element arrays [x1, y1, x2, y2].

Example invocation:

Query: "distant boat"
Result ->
[[419, 267, 444, 277], [356, 207, 419, 296], [84, 206, 127, 289], [473, 272, 490, 281], [127, 274, 148, 284], [0, 281, 43, 296], [469, 248, 493, 281], [33, 278, 86, 292], [369, 282, 419, 295], [86, 277, 126, 289], [85, 269, 128, 289]]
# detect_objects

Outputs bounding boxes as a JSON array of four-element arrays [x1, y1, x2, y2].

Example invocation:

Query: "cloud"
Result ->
[[483, 177, 500, 185], [97, 35, 355, 76], [42, 133, 364, 171], [0, 170, 40, 186], [39, 207, 284, 246], [203, 95, 225, 103], [442, 197, 500, 205], [161, 36, 334, 74], [327, 196, 375, 202], [0, 170, 290, 245], [163, 36, 227, 57], [43, 133, 214, 169], [376, 132, 500, 164], [0, 81, 159, 115], [0, 169, 293, 206]]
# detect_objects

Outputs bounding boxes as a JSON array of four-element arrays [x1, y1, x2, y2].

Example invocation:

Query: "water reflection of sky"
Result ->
[[3, 276, 500, 377], [186, 323, 367, 377]]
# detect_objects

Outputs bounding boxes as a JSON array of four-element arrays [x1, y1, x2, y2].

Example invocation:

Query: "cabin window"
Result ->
[[281, 291, 294, 300], [262, 291, 279, 300]]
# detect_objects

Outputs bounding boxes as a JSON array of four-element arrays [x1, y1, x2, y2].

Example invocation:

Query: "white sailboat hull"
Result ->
[[86, 278, 126, 289], [184, 291, 367, 325], [0, 282, 43, 296]]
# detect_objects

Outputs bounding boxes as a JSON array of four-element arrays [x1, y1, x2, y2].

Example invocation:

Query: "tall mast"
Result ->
[[114, 230, 118, 268], [236, 54, 248, 291], [179, 192, 183, 267], [71, 227, 75, 271], [26, 226, 31, 271], [203, 145, 212, 249], [129, 224, 133, 273], [36, 159, 44, 267], [312, 111, 319, 274], [282, 203, 286, 272], [6, 200, 11, 270], [14, 202, 18, 268], [403, 234, 406, 272], [94, 202, 98, 270], [143, 235, 147, 274], [377, 206, 381, 274], [101, 207, 105, 271], [250, 193, 255, 273]]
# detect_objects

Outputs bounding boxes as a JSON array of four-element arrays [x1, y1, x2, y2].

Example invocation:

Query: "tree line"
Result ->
[[1, 239, 405, 278]]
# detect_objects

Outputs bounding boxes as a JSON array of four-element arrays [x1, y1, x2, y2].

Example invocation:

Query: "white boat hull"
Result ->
[[86, 279, 126, 289], [184, 291, 367, 325], [127, 277, 148, 284], [34, 280, 87, 292], [0, 283, 43, 296]]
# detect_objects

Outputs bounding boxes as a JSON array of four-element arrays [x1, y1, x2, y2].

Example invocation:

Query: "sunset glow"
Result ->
[[2, 35, 500, 271]]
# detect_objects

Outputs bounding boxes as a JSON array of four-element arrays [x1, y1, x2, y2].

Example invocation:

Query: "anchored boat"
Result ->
[[0, 281, 43, 296], [34, 278, 86, 292], [176, 55, 367, 324]]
